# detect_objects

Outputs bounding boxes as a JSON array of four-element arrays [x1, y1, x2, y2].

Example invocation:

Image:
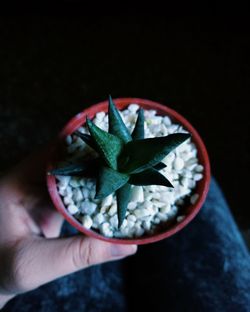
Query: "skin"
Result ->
[[0, 148, 137, 308]]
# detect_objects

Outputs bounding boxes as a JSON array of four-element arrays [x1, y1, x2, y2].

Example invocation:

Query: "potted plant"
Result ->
[[47, 96, 210, 244]]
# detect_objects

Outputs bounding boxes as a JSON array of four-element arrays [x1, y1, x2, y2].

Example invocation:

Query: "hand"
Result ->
[[0, 147, 137, 308]]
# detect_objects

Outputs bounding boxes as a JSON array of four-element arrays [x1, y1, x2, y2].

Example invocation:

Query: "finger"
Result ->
[[14, 236, 137, 292]]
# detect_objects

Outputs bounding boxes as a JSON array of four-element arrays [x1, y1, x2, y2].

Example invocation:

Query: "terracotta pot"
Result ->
[[47, 98, 211, 245]]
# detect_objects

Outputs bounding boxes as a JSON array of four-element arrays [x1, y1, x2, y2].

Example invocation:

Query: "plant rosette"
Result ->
[[47, 97, 210, 245]]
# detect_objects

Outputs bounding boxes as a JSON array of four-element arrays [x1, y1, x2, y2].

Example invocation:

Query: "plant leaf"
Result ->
[[116, 183, 131, 228], [108, 95, 132, 143], [74, 131, 97, 150], [153, 162, 167, 171], [48, 159, 99, 177], [121, 133, 191, 174], [129, 168, 173, 187], [131, 108, 144, 140], [95, 166, 129, 199], [86, 117, 123, 170]]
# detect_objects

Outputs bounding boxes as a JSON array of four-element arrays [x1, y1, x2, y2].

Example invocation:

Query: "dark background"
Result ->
[[0, 17, 249, 238]]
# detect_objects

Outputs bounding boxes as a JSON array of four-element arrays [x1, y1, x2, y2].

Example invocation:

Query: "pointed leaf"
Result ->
[[86, 117, 123, 170], [153, 162, 167, 171], [129, 168, 173, 187], [74, 131, 97, 150], [131, 108, 145, 140], [48, 159, 99, 177], [116, 183, 132, 228], [108, 95, 132, 143], [121, 133, 191, 174], [95, 166, 129, 199]]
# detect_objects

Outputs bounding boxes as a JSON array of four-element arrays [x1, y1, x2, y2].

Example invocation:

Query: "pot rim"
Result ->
[[47, 98, 211, 245]]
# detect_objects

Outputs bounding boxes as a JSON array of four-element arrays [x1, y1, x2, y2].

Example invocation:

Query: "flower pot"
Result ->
[[47, 98, 210, 245]]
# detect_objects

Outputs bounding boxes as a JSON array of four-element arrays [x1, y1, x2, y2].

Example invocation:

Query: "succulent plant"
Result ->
[[49, 96, 191, 227]]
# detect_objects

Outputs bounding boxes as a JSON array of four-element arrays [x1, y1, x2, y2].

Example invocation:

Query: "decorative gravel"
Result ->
[[56, 104, 204, 238]]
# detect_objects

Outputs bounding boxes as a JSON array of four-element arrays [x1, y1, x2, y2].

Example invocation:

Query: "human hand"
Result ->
[[0, 147, 137, 308]]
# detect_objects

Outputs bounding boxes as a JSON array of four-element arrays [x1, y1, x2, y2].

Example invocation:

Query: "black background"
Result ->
[[0, 16, 249, 234]]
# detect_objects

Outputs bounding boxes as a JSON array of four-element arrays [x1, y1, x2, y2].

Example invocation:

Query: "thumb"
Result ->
[[14, 236, 137, 292]]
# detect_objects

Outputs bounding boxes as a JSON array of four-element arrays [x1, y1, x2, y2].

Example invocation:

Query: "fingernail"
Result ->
[[111, 244, 137, 258]]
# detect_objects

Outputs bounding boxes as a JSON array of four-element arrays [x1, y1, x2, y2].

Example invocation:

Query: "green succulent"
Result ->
[[49, 96, 191, 227]]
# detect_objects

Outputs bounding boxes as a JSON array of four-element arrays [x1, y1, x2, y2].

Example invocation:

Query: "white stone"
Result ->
[[72, 188, 84, 202], [128, 103, 139, 113], [69, 178, 81, 188], [173, 157, 184, 171], [162, 152, 175, 165], [130, 186, 144, 203], [63, 196, 74, 206], [101, 195, 113, 207], [80, 201, 97, 215], [160, 204, 171, 214], [127, 214, 137, 222], [133, 208, 151, 219], [68, 204, 79, 215], [82, 215, 93, 229], [163, 116, 172, 126], [96, 111, 105, 120], [127, 202, 137, 210], [195, 164, 204, 172], [177, 215, 185, 223], [109, 215, 119, 228], [193, 173, 203, 181], [108, 204, 117, 216], [190, 193, 199, 205], [93, 213, 105, 225]]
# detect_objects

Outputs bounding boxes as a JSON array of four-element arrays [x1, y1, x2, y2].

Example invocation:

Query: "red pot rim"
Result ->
[[47, 98, 211, 245]]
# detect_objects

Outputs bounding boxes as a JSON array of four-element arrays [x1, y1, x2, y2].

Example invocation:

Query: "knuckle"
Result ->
[[71, 237, 93, 269]]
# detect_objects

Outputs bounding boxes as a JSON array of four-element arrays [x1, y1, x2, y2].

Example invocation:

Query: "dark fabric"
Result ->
[[3, 178, 250, 312]]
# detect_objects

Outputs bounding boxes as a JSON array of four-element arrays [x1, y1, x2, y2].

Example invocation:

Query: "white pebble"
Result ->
[[100, 222, 113, 237], [162, 152, 175, 165], [127, 202, 137, 210], [101, 195, 113, 207], [96, 111, 105, 121], [190, 193, 199, 205], [195, 164, 204, 172], [69, 178, 81, 188], [66, 135, 72, 145], [163, 116, 172, 126], [130, 186, 144, 203], [160, 204, 171, 214], [173, 157, 184, 171], [93, 213, 105, 225], [142, 220, 151, 231], [82, 215, 93, 229], [68, 204, 79, 215], [109, 215, 118, 228], [128, 103, 139, 113], [134, 208, 151, 219], [108, 204, 117, 216], [154, 217, 161, 224], [156, 212, 168, 221], [80, 201, 97, 215], [82, 188, 89, 199], [168, 124, 179, 134], [177, 215, 185, 223], [127, 214, 137, 222], [63, 196, 74, 206], [72, 188, 84, 202], [134, 226, 144, 237], [193, 173, 203, 181]]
